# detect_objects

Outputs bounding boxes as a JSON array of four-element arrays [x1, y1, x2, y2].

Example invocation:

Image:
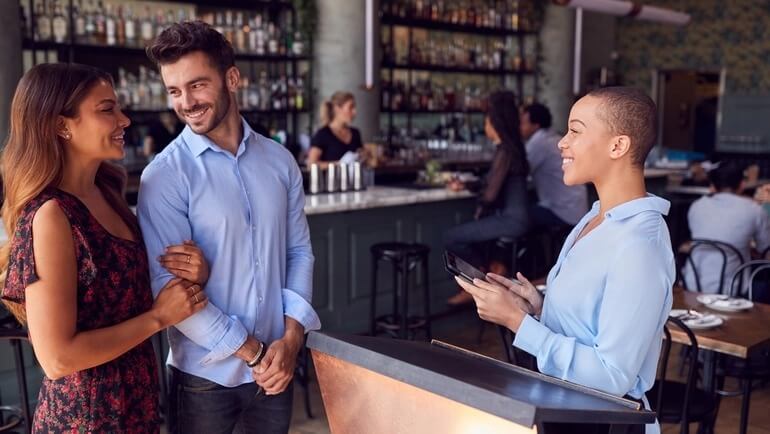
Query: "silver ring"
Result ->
[[193, 293, 199, 303], [186, 255, 191, 264]]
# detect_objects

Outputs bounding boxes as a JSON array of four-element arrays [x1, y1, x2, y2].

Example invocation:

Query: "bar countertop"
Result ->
[[304, 186, 474, 215]]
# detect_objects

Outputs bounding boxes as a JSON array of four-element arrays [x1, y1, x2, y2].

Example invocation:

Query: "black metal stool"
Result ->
[[0, 318, 32, 434], [496, 225, 571, 279], [369, 242, 431, 340]]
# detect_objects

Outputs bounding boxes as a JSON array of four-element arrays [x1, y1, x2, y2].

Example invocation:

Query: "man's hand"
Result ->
[[252, 317, 304, 395]]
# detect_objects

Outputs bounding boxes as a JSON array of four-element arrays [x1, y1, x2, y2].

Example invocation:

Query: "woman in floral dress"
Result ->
[[0, 63, 210, 433]]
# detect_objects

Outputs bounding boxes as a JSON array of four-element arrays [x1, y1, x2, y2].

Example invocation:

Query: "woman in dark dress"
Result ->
[[307, 91, 363, 167], [444, 90, 530, 305], [0, 63, 210, 433]]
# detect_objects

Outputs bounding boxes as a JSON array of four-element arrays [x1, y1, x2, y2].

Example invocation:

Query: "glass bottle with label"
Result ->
[[84, 0, 96, 43], [140, 6, 154, 44], [52, 0, 69, 43], [105, 3, 116, 45], [93, 0, 106, 44], [35, 0, 52, 42], [124, 6, 136, 45], [74, 0, 86, 42]]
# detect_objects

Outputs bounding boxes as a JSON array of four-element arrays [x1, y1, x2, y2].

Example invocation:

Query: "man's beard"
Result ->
[[177, 83, 232, 135]]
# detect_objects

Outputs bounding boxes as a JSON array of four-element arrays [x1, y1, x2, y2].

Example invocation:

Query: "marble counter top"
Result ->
[[304, 186, 474, 215]]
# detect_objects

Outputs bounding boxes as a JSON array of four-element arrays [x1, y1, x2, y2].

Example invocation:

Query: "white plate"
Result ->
[[696, 295, 754, 312], [683, 315, 723, 330], [669, 309, 688, 318]]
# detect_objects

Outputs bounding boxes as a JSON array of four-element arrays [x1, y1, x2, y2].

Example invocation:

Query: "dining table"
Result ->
[[669, 287, 770, 434]]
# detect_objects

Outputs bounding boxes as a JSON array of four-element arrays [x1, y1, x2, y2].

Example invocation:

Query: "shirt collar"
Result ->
[[183, 116, 256, 158], [589, 194, 671, 221]]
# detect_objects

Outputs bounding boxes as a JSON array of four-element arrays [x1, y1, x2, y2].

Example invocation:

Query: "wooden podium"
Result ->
[[307, 332, 655, 434]]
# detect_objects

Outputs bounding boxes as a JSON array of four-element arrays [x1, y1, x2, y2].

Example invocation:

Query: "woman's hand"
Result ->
[[754, 183, 770, 204], [159, 240, 210, 286], [447, 179, 465, 192], [151, 278, 207, 328], [454, 274, 532, 332], [487, 272, 544, 317]]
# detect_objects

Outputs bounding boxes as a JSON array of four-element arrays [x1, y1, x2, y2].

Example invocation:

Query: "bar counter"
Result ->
[[304, 186, 474, 215], [305, 186, 476, 333]]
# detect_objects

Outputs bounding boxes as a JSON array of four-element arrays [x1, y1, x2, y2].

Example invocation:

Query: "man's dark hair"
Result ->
[[522, 103, 552, 129], [146, 21, 235, 74], [708, 163, 744, 191], [586, 86, 658, 167]]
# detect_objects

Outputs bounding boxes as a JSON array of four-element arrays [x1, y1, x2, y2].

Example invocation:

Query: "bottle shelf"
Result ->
[[381, 15, 538, 37]]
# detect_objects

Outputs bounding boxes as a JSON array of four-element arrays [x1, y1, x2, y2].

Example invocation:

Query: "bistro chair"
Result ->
[[678, 239, 745, 295], [713, 260, 770, 434], [648, 317, 717, 434]]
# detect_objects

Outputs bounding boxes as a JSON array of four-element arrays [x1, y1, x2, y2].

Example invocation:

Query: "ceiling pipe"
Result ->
[[554, 0, 690, 26]]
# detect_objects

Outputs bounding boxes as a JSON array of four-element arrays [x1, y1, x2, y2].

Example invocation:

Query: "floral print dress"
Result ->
[[2, 188, 160, 433]]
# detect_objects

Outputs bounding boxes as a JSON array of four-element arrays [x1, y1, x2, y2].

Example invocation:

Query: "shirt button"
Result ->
[[258, 296, 264, 303]]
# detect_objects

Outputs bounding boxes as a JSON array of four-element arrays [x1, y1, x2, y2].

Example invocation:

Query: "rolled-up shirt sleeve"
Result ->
[[281, 161, 321, 332], [137, 161, 248, 365], [514, 239, 672, 396]]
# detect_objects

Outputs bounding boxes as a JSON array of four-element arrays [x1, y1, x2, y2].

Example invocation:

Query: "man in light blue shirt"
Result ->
[[457, 87, 673, 434], [521, 103, 588, 228], [139, 22, 319, 434], [683, 164, 770, 294]]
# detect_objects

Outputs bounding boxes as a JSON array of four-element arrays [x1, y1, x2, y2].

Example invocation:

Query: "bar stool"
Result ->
[[0, 317, 31, 434], [369, 242, 431, 340], [496, 225, 571, 279]]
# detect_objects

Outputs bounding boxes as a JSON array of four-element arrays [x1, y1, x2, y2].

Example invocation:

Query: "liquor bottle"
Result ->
[[140, 6, 154, 44], [287, 78, 296, 110], [52, 0, 69, 43], [295, 77, 304, 110], [224, 10, 235, 45], [292, 31, 304, 56], [267, 23, 278, 55], [115, 6, 126, 46], [258, 71, 270, 110], [93, 0, 106, 44], [510, 0, 520, 31], [247, 17, 257, 53], [235, 12, 246, 53], [84, 0, 96, 43], [249, 78, 261, 109], [124, 6, 136, 45], [155, 9, 165, 38], [74, 0, 87, 42], [35, 0, 52, 42], [254, 15, 266, 55], [213, 12, 224, 35], [105, 3, 116, 45], [19, 3, 30, 40]]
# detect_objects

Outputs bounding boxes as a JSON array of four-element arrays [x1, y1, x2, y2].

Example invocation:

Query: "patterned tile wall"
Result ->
[[615, 0, 770, 93]]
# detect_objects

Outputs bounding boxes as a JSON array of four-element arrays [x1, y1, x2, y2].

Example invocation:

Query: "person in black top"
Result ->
[[307, 91, 363, 166], [444, 90, 530, 305]]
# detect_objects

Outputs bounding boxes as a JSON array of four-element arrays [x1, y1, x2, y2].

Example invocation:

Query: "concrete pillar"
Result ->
[[314, 0, 380, 142], [0, 2, 23, 146], [537, 5, 575, 133]]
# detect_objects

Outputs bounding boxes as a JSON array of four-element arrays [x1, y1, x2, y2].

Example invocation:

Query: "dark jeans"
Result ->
[[168, 366, 293, 434], [529, 205, 570, 231], [444, 211, 531, 269]]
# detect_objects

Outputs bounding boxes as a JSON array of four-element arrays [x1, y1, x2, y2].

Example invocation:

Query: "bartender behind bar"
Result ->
[[307, 91, 363, 167]]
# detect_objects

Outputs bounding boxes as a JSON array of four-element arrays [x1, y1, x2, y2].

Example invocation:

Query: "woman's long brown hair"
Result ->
[[0, 63, 138, 324]]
